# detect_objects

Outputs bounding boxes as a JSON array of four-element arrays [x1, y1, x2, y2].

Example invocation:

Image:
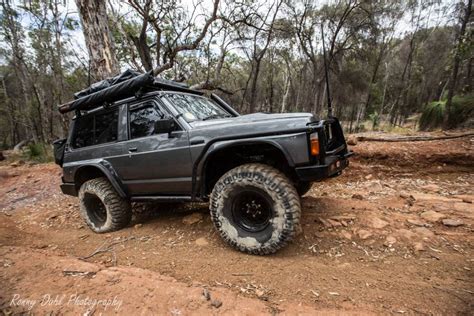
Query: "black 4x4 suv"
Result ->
[[55, 71, 351, 255]]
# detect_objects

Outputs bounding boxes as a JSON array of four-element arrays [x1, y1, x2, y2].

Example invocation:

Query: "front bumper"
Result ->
[[295, 152, 352, 182], [60, 183, 78, 196]]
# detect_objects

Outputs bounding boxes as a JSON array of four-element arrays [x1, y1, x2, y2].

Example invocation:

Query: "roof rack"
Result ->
[[58, 70, 199, 114]]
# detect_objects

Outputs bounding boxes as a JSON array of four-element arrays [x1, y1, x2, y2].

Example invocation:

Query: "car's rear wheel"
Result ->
[[78, 177, 131, 233], [210, 163, 301, 255]]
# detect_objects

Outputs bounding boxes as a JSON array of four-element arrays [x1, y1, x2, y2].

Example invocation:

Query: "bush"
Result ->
[[24, 143, 53, 162], [419, 94, 474, 130], [419, 101, 445, 130]]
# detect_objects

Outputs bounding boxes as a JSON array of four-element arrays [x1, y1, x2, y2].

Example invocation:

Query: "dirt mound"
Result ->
[[351, 136, 474, 169]]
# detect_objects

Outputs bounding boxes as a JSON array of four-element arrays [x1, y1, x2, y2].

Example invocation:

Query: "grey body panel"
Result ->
[[117, 131, 192, 195]]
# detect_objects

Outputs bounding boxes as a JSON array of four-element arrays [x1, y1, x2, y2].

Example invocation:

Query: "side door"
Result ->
[[117, 98, 193, 196]]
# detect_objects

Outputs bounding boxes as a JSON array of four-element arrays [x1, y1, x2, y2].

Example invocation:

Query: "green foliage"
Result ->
[[419, 101, 445, 130], [24, 143, 53, 163], [368, 111, 379, 130], [419, 94, 474, 130]]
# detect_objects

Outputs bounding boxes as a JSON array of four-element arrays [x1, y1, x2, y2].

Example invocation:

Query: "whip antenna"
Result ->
[[321, 22, 333, 117]]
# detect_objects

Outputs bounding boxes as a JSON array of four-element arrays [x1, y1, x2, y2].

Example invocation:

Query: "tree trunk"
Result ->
[[444, 0, 472, 128], [75, 0, 119, 80], [249, 57, 262, 113]]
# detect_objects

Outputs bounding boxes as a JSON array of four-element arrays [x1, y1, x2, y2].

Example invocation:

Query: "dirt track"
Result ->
[[1, 135, 473, 315]]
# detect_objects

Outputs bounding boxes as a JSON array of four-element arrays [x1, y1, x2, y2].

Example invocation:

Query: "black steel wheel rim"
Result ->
[[84, 193, 107, 226], [231, 189, 273, 232]]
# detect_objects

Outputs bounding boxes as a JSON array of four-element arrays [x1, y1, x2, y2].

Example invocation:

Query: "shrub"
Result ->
[[419, 101, 445, 130], [24, 143, 53, 162], [419, 94, 474, 130]]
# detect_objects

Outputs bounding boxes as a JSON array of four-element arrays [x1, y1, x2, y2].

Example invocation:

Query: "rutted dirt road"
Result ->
[[0, 135, 473, 315]]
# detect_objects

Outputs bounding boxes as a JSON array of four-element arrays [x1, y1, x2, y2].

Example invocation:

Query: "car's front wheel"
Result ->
[[210, 163, 301, 255], [296, 181, 312, 196], [78, 177, 132, 233]]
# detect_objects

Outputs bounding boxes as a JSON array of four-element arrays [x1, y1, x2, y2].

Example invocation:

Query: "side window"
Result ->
[[94, 111, 118, 145], [129, 102, 164, 139], [72, 109, 118, 148], [73, 116, 94, 148]]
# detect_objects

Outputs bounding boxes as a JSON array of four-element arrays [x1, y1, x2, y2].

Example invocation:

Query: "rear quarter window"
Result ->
[[72, 109, 118, 148]]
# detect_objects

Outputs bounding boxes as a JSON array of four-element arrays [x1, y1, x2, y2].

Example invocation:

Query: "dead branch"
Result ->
[[355, 132, 474, 142], [79, 236, 136, 264], [152, 0, 220, 76]]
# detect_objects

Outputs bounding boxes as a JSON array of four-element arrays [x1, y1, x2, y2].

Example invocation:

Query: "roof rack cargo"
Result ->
[[58, 70, 199, 114]]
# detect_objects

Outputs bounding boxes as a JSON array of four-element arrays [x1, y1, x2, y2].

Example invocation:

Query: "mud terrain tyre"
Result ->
[[78, 177, 131, 233], [210, 163, 301, 255], [296, 182, 312, 196]]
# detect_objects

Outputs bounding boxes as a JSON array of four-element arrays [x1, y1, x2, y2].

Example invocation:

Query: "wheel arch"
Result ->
[[74, 162, 127, 198], [200, 140, 296, 196]]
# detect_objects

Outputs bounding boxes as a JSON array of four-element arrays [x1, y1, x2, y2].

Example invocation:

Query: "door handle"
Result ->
[[128, 147, 138, 152], [190, 139, 205, 145]]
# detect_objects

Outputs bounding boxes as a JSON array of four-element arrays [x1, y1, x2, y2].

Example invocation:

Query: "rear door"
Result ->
[[117, 98, 193, 196]]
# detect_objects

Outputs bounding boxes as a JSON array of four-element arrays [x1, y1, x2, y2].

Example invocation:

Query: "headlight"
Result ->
[[310, 133, 320, 156]]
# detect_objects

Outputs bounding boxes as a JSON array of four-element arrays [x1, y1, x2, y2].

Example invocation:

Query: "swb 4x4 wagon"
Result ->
[[54, 70, 351, 255]]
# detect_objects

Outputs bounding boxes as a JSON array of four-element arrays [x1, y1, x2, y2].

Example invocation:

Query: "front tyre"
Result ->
[[296, 181, 312, 196], [78, 177, 132, 233], [210, 163, 301, 255]]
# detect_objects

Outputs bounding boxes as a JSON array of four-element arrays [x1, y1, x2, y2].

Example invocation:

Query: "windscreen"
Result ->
[[162, 93, 230, 122]]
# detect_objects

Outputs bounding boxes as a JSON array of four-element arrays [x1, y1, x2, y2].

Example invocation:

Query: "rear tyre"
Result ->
[[296, 181, 312, 196], [210, 163, 301, 255], [78, 177, 131, 233]]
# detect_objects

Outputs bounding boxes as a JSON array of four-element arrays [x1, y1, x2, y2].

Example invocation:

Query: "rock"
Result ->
[[319, 218, 341, 228], [384, 235, 397, 247], [346, 136, 358, 146], [357, 229, 372, 240], [413, 242, 425, 251], [454, 202, 474, 213], [182, 212, 203, 225], [365, 174, 373, 180], [340, 231, 352, 240], [195, 237, 209, 246], [442, 218, 464, 227], [368, 217, 389, 229], [406, 219, 426, 227], [255, 289, 265, 298], [352, 194, 364, 200], [134, 223, 143, 229], [211, 299, 222, 308], [413, 227, 434, 239], [452, 195, 473, 203], [420, 210, 446, 223], [202, 289, 211, 301], [395, 228, 416, 241], [421, 184, 441, 193]]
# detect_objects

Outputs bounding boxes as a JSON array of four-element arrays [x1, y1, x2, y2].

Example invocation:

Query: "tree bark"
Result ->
[[75, 0, 119, 80], [355, 132, 474, 142], [444, 0, 472, 128]]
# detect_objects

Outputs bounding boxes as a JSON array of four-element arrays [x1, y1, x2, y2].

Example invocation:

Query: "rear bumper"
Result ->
[[295, 152, 352, 182], [60, 183, 78, 196]]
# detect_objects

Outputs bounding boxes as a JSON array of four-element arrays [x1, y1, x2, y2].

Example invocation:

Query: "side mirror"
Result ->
[[154, 118, 176, 135]]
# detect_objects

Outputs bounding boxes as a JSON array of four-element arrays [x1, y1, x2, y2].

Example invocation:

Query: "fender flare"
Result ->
[[74, 160, 128, 198], [195, 139, 295, 197]]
